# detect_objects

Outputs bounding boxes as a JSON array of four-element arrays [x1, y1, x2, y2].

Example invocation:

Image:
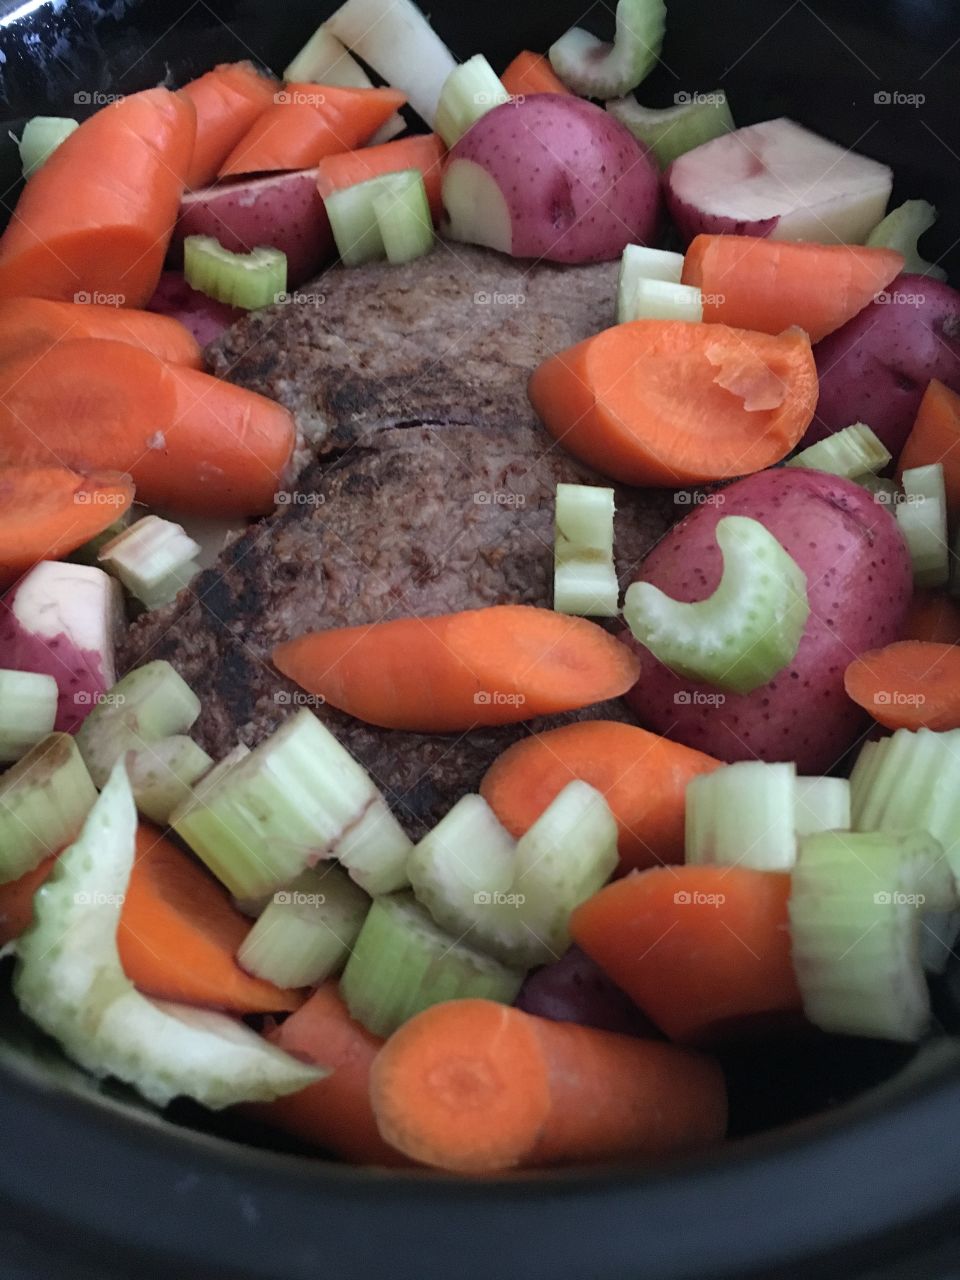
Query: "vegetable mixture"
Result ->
[[1, 0, 959, 1176]]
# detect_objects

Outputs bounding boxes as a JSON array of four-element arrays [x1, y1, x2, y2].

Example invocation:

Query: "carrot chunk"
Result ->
[[897, 380, 960, 521], [500, 52, 571, 97], [0, 297, 201, 368], [844, 640, 960, 731], [315, 133, 446, 221], [181, 61, 278, 188]]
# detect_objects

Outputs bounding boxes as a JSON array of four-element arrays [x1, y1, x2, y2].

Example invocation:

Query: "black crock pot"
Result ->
[[0, 2, 959, 1276]]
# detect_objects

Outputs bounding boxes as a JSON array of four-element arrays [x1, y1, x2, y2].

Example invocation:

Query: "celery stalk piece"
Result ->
[[99, 516, 201, 610], [434, 54, 510, 148], [238, 865, 370, 988], [553, 561, 621, 618], [408, 783, 619, 967], [70, 509, 133, 567], [0, 670, 58, 764], [125, 737, 214, 826], [549, 0, 666, 99], [183, 235, 287, 311], [17, 116, 78, 179], [616, 244, 684, 323], [554, 483, 619, 618], [339, 892, 525, 1037], [372, 171, 434, 265], [14, 763, 324, 1107], [0, 734, 97, 884], [75, 660, 202, 788], [865, 200, 948, 282], [789, 829, 956, 1041], [171, 709, 412, 900], [685, 762, 798, 870], [624, 515, 810, 694], [606, 91, 734, 169], [794, 776, 851, 837], [325, 178, 387, 266], [618, 277, 703, 324], [334, 796, 412, 895], [323, 0, 457, 127], [786, 422, 891, 481], [897, 464, 949, 588]]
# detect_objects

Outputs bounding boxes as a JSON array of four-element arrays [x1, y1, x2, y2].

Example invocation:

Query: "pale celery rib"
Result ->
[[786, 422, 891, 480], [434, 54, 510, 148], [897, 464, 949, 588], [866, 199, 948, 281], [326, 169, 433, 267], [549, 0, 667, 99], [18, 116, 78, 178], [98, 515, 201, 609], [0, 669, 58, 764], [0, 734, 97, 884], [554, 482, 619, 617], [183, 234, 287, 310], [606, 91, 734, 169], [623, 515, 810, 694]]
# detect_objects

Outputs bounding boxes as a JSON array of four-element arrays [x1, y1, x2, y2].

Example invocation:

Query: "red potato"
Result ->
[[442, 94, 659, 264], [515, 946, 656, 1038], [665, 118, 892, 246], [0, 561, 124, 733], [804, 273, 960, 459], [147, 272, 242, 347], [171, 168, 334, 288], [623, 469, 913, 772]]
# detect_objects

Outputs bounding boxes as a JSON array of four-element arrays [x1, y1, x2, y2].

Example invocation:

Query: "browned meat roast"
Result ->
[[122, 246, 684, 838]]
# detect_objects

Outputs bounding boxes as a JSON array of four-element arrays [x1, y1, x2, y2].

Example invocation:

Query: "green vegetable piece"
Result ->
[[606, 91, 734, 168], [549, 0, 667, 99], [183, 235, 287, 310]]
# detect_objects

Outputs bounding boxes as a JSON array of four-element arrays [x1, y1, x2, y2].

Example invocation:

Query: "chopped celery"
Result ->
[[0, 670, 58, 763], [238, 865, 370, 988], [285, 25, 375, 86], [14, 764, 323, 1107], [549, 0, 666, 99], [99, 515, 201, 610], [685, 762, 798, 870], [171, 710, 412, 900], [339, 892, 524, 1037], [183, 235, 287, 311], [125, 736, 213, 826], [435, 54, 510, 147], [789, 829, 956, 1040], [606, 91, 734, 169], [618, 277, 703, 324], [786, 422, 891, 481], [324, 178, 387, 266], [897, 464, 949, 588], [794, 776, 851, 837], [624, 515, 810, 694], [0, 734, 97, 884], [866, 200, 948, 282], [75, 660, 202, 788], [554, 483, 619, 617], [408, 783, 618, 967], [17, 116, 78, 179], [70, 509, 132, 567], [372, 171, 434, 265], [616, 246, 684, 326]]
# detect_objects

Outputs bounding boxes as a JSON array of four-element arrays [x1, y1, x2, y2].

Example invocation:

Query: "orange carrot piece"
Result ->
[[118, 824, 301, 1014], [315, 133, 446, 221], [897, 380, 960, 522], [273, 606, 642, 732], [369, 998, 726, 1172], [844, 640, 960, 731], [528, 321, 818, 487], [181, 61, 279, 188], [0, 856, 56, 947], [681, 236, 904, 343], [902, 591, 960, 645], [247, 981, 410, 1165], [0, 297, 201, 368], [500, 52, 571, 98], [219, 83, 408, 177], [480, 720, 720, 872], [0, 466, 135, 589], [0, 338, 295, 516], [571, 866, 802, 1044], [0, 88, 195, 308]]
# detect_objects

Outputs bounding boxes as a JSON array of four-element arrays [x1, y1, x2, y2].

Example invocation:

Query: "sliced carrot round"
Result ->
[[844, 640, 960, 731]]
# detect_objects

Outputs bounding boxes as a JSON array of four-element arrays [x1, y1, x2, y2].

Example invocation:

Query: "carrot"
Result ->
[[315, 133, 446, 221], [528, 321, 818, 486], [0, 856, 56, 947], [681, 236, 904, 344], [0, 338, 295, 516], [0, 297, 201, 368], [118, 823, 301, 1014], [844, 640, 960, 731], [218, 83, 408, 178], [181, 61, 278, 188], [500, 52, 571, 97], [369, 998, 726, 1172], [570, 866, 802, 1043], [897, 380, 960, 522], [273, 605, 642, 732], [902, 591, 960, 645], [0, 88, 195, 308], [0, 466, 135, 589], [247, 981, 410, 1165], [480, 720, 720, 872]]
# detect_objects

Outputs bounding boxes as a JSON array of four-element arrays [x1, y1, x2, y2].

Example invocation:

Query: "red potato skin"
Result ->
[[665, 183, 778, 244], [805, 273, 960, 459], [623, 469, 913, 772], [147, 272, 242, 347], [515, 946, 657, 1038]]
